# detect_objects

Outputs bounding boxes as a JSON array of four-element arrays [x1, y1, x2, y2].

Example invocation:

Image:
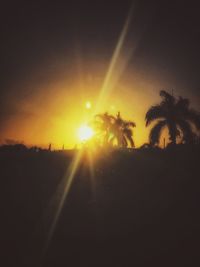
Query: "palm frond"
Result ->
[[123, 128, 134, 147], [95, 113, 108, 120], [124, 120, 136, 128], [160, 90, 175, 104], [95, 114, 104, 121], [145, 105, 165, 126], [123, 127, 133, 136], [149, 120, 166, 145], [176, 96, 190, 111], [177, 119, 196, 144], [186, 109, 200, 130]]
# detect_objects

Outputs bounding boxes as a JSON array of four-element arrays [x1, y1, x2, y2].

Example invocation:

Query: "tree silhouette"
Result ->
[[145, 90, 200, 146], [94, 112, 115, 145], [94, 112, 136, 148], [122, 120, 136, 147]]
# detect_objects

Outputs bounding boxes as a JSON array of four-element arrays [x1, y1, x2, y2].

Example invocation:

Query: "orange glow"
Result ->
[[0, 1, 172, 149], [0, 78, 164, 149], [0, 1, 196, 150]]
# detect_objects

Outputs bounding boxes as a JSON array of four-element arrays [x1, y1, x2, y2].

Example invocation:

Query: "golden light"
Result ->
[[78, 125, 94, 141], [110, 105, 116, 110], [1, 3, 153, 151], [85, 101, 92, 109]]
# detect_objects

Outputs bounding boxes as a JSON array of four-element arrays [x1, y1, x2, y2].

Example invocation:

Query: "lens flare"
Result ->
[[78, 125, 94, 141], [85, 101, 92, 109]]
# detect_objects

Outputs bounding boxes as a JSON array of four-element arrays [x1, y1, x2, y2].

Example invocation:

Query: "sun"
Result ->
[[78, 125, 94, 141]]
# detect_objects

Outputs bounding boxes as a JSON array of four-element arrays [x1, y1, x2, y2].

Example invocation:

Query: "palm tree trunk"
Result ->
[[127, 135, 134, 147], [168, 122, 177, 145]]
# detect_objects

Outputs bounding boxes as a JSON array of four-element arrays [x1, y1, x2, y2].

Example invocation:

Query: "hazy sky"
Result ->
[[0, 0, 200, 148]]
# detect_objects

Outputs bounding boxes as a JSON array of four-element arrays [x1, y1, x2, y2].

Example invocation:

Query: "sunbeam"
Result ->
[[43, 150, 83, 254], [41, 5, 137, 257], [87, 149, 96, 196], [95, 3, 134, 113]]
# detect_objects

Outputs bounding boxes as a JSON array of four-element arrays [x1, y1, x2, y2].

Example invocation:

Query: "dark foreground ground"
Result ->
[[0, 146, 200, 267]]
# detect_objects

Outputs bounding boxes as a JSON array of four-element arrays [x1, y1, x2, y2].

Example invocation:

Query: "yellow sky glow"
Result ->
[[0, 78, 161, 149]]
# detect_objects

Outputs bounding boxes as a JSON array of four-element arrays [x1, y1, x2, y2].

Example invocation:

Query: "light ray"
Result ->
[[87, 149, 96, 195], [41, 2, 137, 260], [95, 3, 134, 113], [43, 150, 83, 253]]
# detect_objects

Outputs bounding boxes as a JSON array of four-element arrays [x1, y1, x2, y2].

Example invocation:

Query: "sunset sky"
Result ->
[[1, 0, 200, 148]]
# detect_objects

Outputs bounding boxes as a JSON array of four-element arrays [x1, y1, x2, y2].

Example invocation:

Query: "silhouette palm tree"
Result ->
[[95, 112, 136, 148], [122, 120, 136, 147], [94, 112, 115, 145], [111, 112, 136, 147], [145, 90, 200, 146]]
